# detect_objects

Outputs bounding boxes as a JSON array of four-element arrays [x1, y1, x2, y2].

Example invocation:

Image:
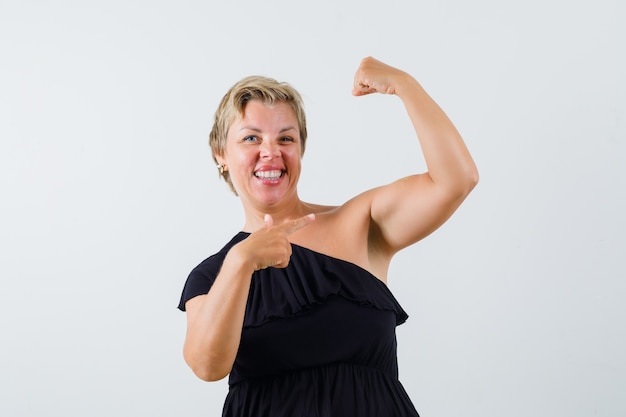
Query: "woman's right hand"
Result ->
[[230, 213, 316, 271]]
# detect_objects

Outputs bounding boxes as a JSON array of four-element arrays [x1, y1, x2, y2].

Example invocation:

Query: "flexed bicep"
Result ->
[[370, 173, 467, 254]]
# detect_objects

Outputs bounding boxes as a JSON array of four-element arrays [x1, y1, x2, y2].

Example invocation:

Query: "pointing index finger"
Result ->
[[281, 213, 316, 235]]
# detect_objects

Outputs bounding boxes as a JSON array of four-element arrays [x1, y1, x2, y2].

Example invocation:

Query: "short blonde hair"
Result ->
[[209, 75, 308, 195]]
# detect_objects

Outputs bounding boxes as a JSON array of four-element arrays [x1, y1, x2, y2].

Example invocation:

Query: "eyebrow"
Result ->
[[239, 126, 298, 134]]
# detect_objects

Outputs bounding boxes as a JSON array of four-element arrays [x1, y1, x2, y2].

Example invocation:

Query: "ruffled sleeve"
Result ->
[[177, 233, 248, 311]]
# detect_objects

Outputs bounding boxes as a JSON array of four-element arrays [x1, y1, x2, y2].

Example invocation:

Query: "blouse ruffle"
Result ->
[[178, 232, 408, 328]]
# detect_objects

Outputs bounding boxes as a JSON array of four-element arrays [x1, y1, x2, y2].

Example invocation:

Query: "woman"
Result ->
[[178, 56, 478, 416]]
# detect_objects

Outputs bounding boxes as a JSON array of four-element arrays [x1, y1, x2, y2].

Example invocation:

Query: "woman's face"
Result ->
[[219, 100, 302, 208]]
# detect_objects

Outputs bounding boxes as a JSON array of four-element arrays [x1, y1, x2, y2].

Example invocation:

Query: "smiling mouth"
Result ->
[[254, 170, 284, 181]]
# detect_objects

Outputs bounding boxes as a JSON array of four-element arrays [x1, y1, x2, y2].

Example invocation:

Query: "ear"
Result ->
[[215, 154, 227, 170]]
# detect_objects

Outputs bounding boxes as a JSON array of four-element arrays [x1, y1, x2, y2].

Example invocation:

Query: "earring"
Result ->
[[216, 164, 225, 174]]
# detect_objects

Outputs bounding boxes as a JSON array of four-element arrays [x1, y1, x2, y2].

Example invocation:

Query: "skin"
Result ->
[[183, 56, 479, 381]]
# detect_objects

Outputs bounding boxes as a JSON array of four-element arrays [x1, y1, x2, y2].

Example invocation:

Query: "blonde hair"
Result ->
[[209, 75, 308, 195]]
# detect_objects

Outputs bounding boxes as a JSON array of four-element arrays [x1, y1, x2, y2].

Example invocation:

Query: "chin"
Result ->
[[255, 188, 291, 206]]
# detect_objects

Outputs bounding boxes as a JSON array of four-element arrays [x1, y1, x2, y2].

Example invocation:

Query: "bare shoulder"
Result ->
[[300, 190, 375, 243], [293, 191, 388, 281]]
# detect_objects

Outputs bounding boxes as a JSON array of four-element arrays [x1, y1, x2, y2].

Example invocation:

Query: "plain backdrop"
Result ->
[[1, 0, 624, 416]]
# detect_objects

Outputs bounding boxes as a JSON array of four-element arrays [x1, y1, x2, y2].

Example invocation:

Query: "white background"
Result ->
[[1, 1, 624, 416]]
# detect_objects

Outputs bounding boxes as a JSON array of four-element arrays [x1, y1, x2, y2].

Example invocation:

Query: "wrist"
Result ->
[[223, 247, 256, 278], [393, 72, 421, 98]]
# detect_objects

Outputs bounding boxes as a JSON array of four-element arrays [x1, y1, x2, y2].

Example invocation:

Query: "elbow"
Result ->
[[460, 157, 479, 192], [184, 348, 232, 382], [192, 365, 230, 382], [466, 165, 479, 192], [452, 166, 479, 199]]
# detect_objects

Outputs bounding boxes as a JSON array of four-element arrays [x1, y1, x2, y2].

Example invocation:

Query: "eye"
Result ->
[[242, 135, 259, 142], [280, 136, 295, 143]]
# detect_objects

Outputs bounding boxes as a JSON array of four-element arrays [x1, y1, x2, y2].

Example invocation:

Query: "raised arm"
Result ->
[[353, 57, 478, 255]]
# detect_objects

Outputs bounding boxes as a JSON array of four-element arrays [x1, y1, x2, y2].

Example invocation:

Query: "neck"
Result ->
[[241, 197, 310, 232]]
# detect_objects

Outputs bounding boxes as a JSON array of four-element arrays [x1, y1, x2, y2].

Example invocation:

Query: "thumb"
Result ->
[[352, 85, 377, 96], [264, 213, 274, 228]]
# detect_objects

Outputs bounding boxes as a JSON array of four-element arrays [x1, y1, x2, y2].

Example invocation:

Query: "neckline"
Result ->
[[234, 231, 389, 289]]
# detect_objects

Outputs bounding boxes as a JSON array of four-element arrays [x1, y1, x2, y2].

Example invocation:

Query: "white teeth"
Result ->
[[255, 170, 283, 179]]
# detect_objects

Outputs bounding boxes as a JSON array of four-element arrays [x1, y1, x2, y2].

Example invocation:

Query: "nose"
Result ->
[[260, 140, 280, 159]]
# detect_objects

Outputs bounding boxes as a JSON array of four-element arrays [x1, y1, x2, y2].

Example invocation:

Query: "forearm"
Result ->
[[396, 75, 479, 193], [183, 252, 254, 381]]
